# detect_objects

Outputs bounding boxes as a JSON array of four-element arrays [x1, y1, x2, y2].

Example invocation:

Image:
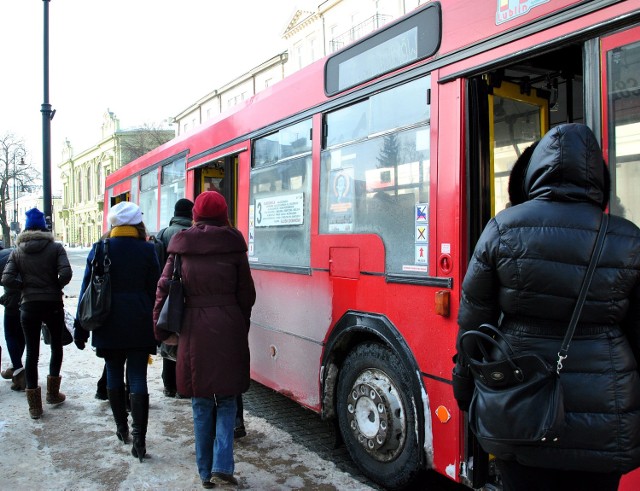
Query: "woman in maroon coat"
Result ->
[[154, 191, 255, 488]]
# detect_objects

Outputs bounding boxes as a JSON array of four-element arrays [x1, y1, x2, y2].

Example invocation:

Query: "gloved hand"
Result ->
[[452, 358, 475, 412], [74, 338, 86, 350]]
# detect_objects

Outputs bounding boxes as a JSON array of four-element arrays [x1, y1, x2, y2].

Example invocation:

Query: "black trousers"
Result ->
[[21, 302, 65, 389], [162, 357, 177, 392], [496, 459, 622, 491]]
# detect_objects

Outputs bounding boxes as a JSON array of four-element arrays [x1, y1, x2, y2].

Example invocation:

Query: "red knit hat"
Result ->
[[193, 191, 228, 222]]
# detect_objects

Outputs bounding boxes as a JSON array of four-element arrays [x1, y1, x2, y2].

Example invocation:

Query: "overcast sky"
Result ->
[[1, 1, 293, 190]]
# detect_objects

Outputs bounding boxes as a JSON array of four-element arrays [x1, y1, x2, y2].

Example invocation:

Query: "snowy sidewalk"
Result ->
[[0, 296, 374, 490]]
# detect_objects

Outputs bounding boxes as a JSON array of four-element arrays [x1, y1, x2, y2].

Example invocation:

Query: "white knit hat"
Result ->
[[108, 201, 143, 227]]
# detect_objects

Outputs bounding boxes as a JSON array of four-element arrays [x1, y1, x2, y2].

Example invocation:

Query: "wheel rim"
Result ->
[[345, 368, 407, 462]]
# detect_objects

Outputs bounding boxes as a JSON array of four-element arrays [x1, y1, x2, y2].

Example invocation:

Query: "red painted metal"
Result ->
[[103, 1, 640, 487]]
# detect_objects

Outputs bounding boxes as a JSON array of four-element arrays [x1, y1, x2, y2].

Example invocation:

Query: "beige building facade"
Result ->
[[173, 0, 430, 134], [57, 111, 174, 246]]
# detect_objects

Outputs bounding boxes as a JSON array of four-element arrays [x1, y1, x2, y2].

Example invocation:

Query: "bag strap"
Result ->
[[460, 330, 519, 369], [102, 239, 111, 273], [172, 254, 181, 281], [90, 242, 100, 269], [557, 213, 609, 373]]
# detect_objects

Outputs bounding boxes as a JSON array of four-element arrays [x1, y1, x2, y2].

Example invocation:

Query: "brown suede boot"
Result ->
[[46, 375, 66, 405], [11, 368, 26, 391], [26, 387, 43, 419]]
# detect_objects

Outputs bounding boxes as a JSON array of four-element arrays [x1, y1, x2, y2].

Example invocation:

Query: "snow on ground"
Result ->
[[0, 296, 374, 490]]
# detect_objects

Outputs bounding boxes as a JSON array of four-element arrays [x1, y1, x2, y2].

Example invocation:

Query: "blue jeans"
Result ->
[[103, 351, 148, 393], [4, 308, 24, 369], [192, 395, 236, 480]]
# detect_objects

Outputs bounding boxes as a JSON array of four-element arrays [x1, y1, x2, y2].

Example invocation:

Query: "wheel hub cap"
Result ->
[[345, 369, 406, 461]]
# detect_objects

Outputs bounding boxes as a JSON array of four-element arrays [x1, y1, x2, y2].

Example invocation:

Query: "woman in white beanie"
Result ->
[[74, 201, 160, 462]]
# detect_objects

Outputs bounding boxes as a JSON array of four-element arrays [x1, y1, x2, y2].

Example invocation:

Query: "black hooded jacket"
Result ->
[[457, 124, 640, 473]]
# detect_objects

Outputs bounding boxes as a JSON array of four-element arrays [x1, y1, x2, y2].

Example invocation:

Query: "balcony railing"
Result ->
[[329, 14, 392, 53]]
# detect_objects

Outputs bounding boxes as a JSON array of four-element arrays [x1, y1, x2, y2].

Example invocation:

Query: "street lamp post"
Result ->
[[42, 0, 54, 231]]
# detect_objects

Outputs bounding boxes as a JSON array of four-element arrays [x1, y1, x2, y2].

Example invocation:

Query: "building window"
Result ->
[[308, 36, 316, 63], [76, 170, 82, 203], [86, 166, 92, 201]]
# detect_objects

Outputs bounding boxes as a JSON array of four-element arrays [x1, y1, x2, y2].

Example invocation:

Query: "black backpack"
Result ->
[[150, 228, 167, 267]]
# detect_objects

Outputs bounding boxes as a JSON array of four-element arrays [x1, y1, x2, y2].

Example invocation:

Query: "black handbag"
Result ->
[[156, 254, 184, 334], [77, 240, 112, 331], [460, 214, 609, 455]]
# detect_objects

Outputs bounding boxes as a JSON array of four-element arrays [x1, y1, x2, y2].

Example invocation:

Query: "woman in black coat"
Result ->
[[2, 208, 72, 419], [455, 124, 640, 490], [74, 201, 160, 462]]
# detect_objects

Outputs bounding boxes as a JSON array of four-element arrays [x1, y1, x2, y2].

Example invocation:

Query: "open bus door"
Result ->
[[110, 192, 130, 208], [489, 80, 549, 214], [464, 77, 549, 488], [195, 155, 239, 225]]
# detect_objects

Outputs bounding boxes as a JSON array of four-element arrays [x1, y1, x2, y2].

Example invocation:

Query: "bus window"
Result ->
[[320, 76, 430, 274], [250, 120, 312, 270], [139, 169, 159, 233], [254, 120, 312, 166], [604, 29, 640, 225], [160, 157, 186, 229], [490, 81, 547, 214], [202, 166, 224, 193]]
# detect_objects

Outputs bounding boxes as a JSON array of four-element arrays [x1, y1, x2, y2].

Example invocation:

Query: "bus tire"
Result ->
[[337, 342, 421, 490]]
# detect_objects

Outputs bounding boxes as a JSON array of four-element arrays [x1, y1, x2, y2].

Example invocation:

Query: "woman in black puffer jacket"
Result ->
[[455, 124, 640, 491]]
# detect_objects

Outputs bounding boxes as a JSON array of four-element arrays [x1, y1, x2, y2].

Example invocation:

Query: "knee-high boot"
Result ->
[[26, 387, 43, 419], [130, 393, 149, 462], [107, 388, 129, 443]]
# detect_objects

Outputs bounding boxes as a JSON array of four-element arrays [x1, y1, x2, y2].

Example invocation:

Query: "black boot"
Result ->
[[125, 384, 131, 413], [130, 393, 149, 462], [107, 388, 129, 444], [95, 365, 108, 400], [234, 394, 246, 439]]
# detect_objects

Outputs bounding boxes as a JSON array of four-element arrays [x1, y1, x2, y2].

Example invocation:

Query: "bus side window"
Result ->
[[250, 119, 312, 269], [320, 127, 429, 274], [320, 77, 431, 275]]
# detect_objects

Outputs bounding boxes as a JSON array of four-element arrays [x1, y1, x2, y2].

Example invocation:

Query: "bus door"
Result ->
[[110, 192, 130, 207], [463, 77, 548, 488], [196, 154, 239, 224], [489, 80, 548, 215], [601, 26, 640, 228]]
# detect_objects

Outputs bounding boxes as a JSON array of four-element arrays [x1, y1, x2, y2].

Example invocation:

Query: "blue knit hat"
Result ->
[[25, 208, 47, 231]]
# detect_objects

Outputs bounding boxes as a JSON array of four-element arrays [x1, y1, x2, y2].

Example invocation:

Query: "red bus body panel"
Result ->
[[103, 1, 640, 487]]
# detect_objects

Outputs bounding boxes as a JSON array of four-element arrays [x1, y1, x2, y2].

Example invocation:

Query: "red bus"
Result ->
[[105, 1, 640, 489]]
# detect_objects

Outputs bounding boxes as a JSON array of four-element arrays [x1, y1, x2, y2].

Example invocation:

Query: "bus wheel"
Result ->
[[337, 342, 421, 490]]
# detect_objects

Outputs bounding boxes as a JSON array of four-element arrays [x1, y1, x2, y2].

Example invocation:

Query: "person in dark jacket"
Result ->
[[74, 201, 160, 462], [153, 191, 255, 488], [454, 124, 640, 490], [154, 197, 193, 398], [0, 246, 25, 391], [1, 208, 72, 419]]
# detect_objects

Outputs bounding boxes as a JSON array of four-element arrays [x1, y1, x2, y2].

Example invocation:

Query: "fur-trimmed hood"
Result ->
[[16, 229, 54, 254]]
